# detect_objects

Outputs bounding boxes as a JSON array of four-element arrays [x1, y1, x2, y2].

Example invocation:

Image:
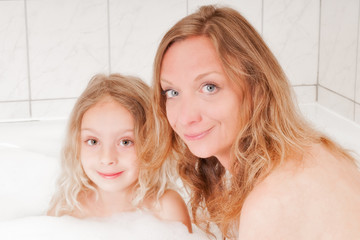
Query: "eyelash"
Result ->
[[162, 89, 179, 99], [161, 82, 219, 99], [120, 139, 134, 147], [83, 138, 134, 147], [201, 83, 218, 93], [85, 139, 98, 146]]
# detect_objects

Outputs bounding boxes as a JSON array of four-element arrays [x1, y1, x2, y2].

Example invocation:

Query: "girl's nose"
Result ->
[[100, 145, 117, 165]]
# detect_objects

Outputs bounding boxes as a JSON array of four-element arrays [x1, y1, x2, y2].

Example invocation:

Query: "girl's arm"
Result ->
[[157, 189, 192, 233]]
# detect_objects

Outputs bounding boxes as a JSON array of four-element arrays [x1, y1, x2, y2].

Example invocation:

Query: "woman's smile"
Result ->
[[184, 127, 214, 141]]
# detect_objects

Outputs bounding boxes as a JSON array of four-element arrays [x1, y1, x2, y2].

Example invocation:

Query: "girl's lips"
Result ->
[[184, 127, 213, 141], [97, 171, 124, 179]]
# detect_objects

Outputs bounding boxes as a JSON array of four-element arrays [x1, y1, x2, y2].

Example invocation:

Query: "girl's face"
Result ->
[[80, 97, 139, 195], [160, 36, 243, 169]]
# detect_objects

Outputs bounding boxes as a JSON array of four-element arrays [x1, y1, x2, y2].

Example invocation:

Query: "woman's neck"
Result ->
[[215, 150, 233, 171]]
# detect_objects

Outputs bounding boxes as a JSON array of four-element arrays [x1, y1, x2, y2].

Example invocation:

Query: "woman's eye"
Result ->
[[202, 84, 217, 93], [86, 139, 98, 146], [120, 139, 134, 147], [163, 89, 179, 98]]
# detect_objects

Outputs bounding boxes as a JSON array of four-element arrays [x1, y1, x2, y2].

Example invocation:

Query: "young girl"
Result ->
[[47, 73, 192, 232]]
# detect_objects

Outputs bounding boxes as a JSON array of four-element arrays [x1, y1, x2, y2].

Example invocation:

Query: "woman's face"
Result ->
[[160, 36, 243, 168]]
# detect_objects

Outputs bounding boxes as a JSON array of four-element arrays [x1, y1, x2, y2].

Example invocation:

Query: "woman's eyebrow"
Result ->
[[161, 71, 222, 85], [160, 78, 173, 86], [194, 71, 221, 82]]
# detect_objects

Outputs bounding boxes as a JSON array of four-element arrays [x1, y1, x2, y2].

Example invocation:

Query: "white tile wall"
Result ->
[[31, 98, 76, 119], [318, 86, 354, 120], [319, 0, 359, 99], [293, 86, 317, 104], [356, 104, 360, 125], [0, 0, 359, 124], [263, 0, 319, 86], [0, 102, 30, 120], [0, 1, 28, 101], [26, 0, 109, 100], [109, 0, 187, 85]]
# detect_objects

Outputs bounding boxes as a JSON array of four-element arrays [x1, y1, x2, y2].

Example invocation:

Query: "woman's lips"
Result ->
[[97, 171, 124, 179], [184, 127, 213, 141]]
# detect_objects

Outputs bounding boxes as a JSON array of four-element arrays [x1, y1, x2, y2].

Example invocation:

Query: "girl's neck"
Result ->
[[82, 187, 137, 218]]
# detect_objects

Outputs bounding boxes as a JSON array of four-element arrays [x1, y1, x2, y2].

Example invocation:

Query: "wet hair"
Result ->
[[149, 5, 357, 238], [48, 73, 175, 216]]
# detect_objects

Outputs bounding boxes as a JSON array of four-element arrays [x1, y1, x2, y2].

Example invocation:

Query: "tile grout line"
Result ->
[[107, 0, 111, 74], [319, 84, 358, 104], [24, 0, 32, 118], [316, 0, 322, 103], [0, 97, 77, 104], [353, 0, 360, 121], [261, 0, 264, 36], [186, 0, 188, 15]]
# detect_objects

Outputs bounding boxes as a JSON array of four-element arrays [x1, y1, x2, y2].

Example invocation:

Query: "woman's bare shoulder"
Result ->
[[238, 164, 305, 237], [238, 144, 360, 239]]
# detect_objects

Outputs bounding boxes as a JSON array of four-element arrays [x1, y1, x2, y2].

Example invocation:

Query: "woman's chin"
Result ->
[[188, 146, 214, 159]]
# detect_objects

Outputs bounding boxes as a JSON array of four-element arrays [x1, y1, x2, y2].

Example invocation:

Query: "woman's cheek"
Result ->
[[165, 102, 177, 128]]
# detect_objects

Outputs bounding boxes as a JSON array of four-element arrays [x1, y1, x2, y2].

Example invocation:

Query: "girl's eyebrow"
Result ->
[[119, 129, 135, 135], [81, 128, 97, 133], [80, 128, 134, 135]]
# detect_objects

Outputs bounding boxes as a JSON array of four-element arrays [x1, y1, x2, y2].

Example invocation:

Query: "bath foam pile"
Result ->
[[0, 146, 58, 221], [0, 147, 209, 239], [0, 211, 208, 240]]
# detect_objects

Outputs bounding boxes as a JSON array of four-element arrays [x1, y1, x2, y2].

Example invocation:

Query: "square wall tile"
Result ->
[[0, 1, 28, 101], [318, 86, 354, 121], [27, 0, 109, 100], [263, 0, 319, 86], [293, 85, 316, 104], [31, 98, 76, 119], [319, 0, 359, 99], [355, 104, 360, 125], [188, 0, 262, 33], [109, 0, 187, 85], [0, 102, 30, 120]]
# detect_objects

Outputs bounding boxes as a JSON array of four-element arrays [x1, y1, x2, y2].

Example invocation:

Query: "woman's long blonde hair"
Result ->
[[148, 5, 357, 238], [48, 73, 175, 216]]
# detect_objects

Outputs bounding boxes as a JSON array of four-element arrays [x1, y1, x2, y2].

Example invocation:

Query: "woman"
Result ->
[[143, 5, 360, 239]]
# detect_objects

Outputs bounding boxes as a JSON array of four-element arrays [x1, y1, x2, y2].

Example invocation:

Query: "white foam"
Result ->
[[0, 211, 208, 240]]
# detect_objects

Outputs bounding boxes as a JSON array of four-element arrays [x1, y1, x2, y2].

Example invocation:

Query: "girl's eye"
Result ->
[[86, 139, 98, 146], [120, 139, 134, 147], [202, 84, 217, 93], [162, 89, 179, 99]]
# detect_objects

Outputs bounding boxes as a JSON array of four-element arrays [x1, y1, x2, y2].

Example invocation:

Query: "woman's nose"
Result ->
[[177, 96, 201, 126], [100, 145, 117, 165]]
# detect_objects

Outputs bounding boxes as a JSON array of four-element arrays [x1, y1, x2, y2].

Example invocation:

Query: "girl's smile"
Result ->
[[97, 171, 124, 179]]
